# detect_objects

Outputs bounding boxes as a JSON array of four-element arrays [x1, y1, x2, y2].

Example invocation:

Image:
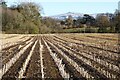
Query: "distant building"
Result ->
[[114, 1, 120, 16], [0, 0, 7, 8], [118, 1, 120, 11]]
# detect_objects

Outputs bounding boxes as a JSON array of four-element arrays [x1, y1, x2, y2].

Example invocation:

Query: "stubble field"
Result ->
[[0, 33, 120, 80]]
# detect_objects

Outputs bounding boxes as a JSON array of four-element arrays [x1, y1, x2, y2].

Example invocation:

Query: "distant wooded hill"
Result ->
[[48, 12, 114, 20]]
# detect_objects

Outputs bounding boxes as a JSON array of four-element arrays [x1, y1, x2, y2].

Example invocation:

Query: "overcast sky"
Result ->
[[5, 0, 120, 16]]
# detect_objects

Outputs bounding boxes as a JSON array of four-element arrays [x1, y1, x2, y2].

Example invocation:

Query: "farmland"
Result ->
[[0, 33, 120, 79]]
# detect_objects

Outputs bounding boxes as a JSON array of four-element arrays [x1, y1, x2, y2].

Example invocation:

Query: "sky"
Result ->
[[5, 0, 120, 16]]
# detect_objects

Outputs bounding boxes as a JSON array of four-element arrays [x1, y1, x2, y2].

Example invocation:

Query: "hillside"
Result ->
[[47, 12, 114, 20]]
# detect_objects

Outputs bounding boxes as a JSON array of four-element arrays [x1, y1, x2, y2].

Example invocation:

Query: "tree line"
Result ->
[[60, 13, 120, 33], [1, 1, 42, 34], [1, 1, 120, 34]]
